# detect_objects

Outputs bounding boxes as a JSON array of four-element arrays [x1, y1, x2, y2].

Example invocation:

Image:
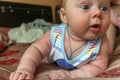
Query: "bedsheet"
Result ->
[[0, 28, 120, 80]]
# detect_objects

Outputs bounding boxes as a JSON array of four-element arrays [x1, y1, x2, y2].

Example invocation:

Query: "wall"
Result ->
[[1, 0, 61, 23]]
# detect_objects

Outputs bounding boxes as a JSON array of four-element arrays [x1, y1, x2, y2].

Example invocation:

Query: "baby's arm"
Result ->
[[9, 45, 42, 80], [9, 31, 51, 80]]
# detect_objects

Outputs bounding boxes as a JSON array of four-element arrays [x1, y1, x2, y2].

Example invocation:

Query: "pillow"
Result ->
[[8, 23, 44, 43]]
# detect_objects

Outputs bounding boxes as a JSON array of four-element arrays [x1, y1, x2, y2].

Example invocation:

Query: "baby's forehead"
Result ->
[[84, 0, 109, 1], [63, 0, 110, 5]]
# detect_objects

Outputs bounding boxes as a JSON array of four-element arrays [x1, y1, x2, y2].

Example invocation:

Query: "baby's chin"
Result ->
[[84, 35, 99, 40]]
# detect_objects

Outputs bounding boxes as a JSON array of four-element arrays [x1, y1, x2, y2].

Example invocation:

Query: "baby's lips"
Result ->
[[89, 25, 100, 33]]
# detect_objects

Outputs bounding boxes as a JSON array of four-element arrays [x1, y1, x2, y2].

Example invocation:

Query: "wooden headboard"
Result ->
[[0, 1, 53, 27]]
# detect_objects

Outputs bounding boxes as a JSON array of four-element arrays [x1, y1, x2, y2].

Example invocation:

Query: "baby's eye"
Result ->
[[101, 6, 107, 12], [81, 5, 90, 10]]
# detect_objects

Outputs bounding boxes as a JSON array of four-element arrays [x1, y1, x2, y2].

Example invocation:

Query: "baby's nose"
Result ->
[[91, 8, 101, 18]]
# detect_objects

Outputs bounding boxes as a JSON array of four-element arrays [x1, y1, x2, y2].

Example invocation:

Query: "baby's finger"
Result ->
[[49, 71, 64, 80], [9, 72, 15, 80], [18, 74, 27, 80], [54, 73, 66, 79], [49, 70, 56, 77], [26, 75, 33, 80], [11, 72, 22, 80], [49, 71, 58, 80]]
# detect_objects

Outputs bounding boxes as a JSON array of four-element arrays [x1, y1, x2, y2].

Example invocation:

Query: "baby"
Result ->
[[9, 0, 110, 80]]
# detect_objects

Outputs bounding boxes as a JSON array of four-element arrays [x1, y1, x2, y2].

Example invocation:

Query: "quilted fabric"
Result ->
[[1, 28, 120, 80]]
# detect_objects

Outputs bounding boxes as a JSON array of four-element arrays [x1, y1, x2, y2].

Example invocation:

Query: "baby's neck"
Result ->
[[66, 28, 86, 42]]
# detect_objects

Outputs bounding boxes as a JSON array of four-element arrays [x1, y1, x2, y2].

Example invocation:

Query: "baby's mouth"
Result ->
[[89, 24, 100, 33]]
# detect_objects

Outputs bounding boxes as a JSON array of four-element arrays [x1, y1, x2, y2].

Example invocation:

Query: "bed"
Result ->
[[0, 1, 120, 80]]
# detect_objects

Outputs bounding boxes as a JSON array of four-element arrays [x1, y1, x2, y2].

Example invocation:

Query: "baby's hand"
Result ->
[[49, 70, 71, 80], [9, 71, 33, 80]]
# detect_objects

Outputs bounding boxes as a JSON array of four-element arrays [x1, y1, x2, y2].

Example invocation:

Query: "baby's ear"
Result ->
[[60, 8, 67, 23]]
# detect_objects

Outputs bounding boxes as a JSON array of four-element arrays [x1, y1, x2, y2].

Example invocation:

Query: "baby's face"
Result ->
[[61, 0, 110, 40]]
